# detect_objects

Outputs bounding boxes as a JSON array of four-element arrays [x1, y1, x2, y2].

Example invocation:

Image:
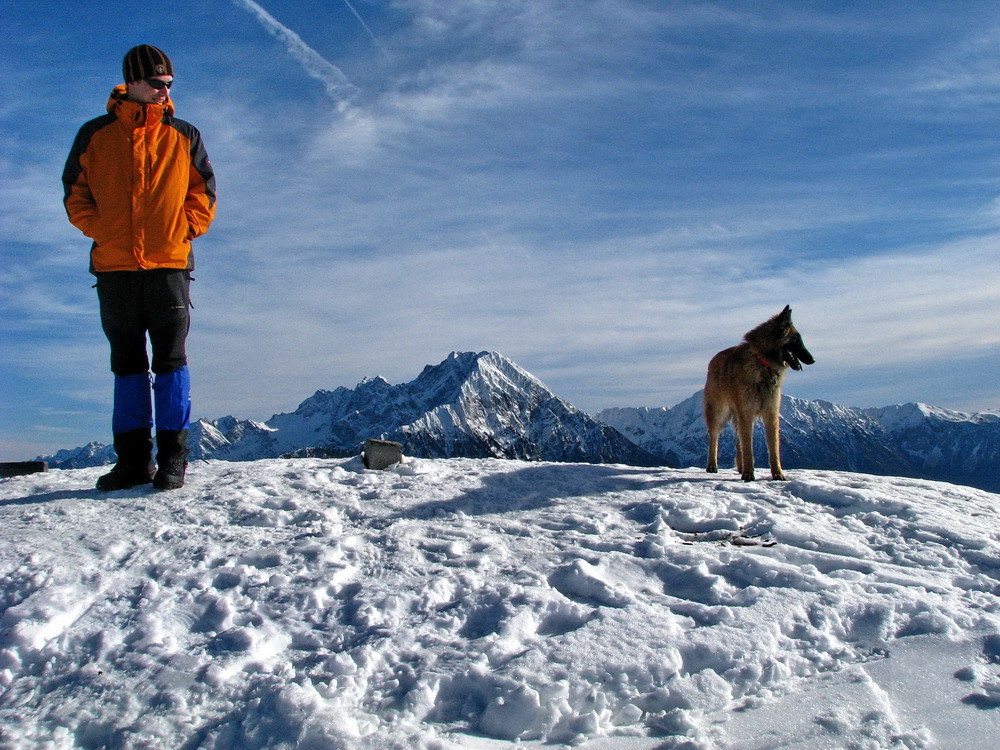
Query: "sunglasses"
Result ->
[[144, 77, 173, 90]]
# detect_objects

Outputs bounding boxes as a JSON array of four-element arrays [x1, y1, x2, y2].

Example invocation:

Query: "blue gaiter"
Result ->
[[154, 366, 191, 431], [113, 372, 154, 434]]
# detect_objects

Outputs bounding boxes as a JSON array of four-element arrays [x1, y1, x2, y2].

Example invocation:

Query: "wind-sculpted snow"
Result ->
[[2, 460, 999, 748]]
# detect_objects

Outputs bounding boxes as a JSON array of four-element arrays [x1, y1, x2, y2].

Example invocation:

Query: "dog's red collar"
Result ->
[[756, 354, 775, 370]]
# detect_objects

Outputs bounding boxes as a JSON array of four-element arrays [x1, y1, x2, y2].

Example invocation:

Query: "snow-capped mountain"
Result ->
[[863, 403, 1000, 489], [39, 352, 999, 492], [190, 351, 661, 466], [38, 440, 116, 470], [599, 394, 1000, 492]]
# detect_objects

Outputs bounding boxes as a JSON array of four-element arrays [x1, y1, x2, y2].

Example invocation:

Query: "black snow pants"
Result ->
[[95, 270, 191, 377]]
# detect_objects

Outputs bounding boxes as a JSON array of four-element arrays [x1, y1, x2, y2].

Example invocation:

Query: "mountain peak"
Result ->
[[423, 350, 513, 377], [358, 375, 392, 389], [172, 352, 659, 466]]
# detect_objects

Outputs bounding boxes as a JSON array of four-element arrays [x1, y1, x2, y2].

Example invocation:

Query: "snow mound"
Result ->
[[1, 459, 999, 748]]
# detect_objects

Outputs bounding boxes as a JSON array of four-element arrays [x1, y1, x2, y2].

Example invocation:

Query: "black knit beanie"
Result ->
[[123, 45, 173, 82]]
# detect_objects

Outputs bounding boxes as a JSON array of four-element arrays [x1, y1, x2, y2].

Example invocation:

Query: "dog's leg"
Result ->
[[734, 429, 744, 476], [734, 411, 755, 481], [706, 430, 720, 473], [704, 401, 726, 473], [763, 406, 785, 480]]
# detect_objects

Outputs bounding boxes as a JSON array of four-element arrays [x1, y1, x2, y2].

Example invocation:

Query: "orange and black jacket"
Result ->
[[63, 85, 216, 273]]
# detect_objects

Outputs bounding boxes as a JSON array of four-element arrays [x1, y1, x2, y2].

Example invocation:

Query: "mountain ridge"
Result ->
[[598, 393, 1000, 492], [38, 351, 1000, 492], [186, 351, 661, 466]]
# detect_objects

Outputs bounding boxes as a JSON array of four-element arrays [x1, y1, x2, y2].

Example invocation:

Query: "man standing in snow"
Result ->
[[62, 45, 216, 491]]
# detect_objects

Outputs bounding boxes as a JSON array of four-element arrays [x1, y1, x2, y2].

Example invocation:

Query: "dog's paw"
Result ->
[[770, 470, 787, 481]]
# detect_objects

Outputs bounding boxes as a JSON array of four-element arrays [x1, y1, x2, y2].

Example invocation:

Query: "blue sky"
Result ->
[[3, 0, 1000, 462]]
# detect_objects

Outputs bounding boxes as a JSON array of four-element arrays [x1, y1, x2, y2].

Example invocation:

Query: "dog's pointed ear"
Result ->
[[780, 305, 792, 320]]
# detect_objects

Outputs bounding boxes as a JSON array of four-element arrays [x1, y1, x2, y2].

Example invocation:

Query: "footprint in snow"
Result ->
[[548, 559, 633, 608], [958, 633, 1000, 709]]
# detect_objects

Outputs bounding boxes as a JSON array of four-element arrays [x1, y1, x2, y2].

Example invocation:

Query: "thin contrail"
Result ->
[[231, 0, 360, 105], [340, 0, 390, 59]]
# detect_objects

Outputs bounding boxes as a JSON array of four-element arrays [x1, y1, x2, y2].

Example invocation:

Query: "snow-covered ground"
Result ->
[[2, 457, 999, 749]]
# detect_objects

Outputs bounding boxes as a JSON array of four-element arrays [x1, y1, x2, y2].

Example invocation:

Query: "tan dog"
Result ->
[[705, 305, 815, 481]]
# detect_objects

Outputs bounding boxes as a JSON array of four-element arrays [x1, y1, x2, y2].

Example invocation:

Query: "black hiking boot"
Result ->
[[153, 429, 189, 490], [96, 428, 155, 491]]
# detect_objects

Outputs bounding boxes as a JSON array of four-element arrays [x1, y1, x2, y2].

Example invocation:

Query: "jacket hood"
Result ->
[[105, 83, 175, 117]]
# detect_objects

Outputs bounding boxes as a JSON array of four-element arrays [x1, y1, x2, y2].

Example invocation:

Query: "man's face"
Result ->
[[126, 76, 173, 105]]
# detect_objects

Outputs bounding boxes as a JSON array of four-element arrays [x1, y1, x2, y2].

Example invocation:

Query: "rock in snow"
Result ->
[[1, 457, 999, 748]]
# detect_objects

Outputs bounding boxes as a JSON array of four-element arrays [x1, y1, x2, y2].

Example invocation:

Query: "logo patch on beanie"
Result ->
[[155, 64, 166, 74]]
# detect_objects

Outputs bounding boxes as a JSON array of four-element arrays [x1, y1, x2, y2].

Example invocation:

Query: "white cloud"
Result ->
[[917, 26, 1000, 90], [181, 210, 1000, 421], [229, 0, 360, 107]]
